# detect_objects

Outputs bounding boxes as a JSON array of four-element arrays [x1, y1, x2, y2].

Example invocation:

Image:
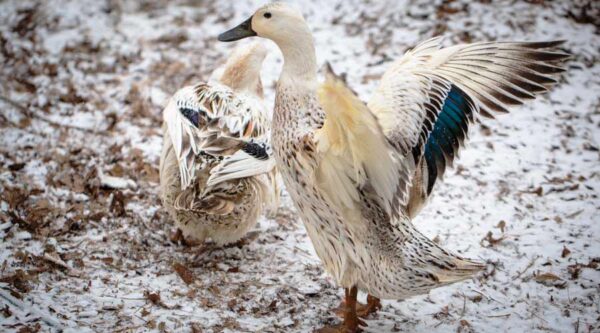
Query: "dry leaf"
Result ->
[[535, 272, 566, 288], [173, 262, 194, 285], [17, 323, 41, 333], [144, 290, 165, 307], [480, 231, 505, 248], [457, 319, 473, 333], [190, 322, 203, 333], [561, 246, 571, 258], [8, 162, 26, 171], [109, 190, 127, 217], [0, 269, 32, 293], [496, 220, 506, 233]]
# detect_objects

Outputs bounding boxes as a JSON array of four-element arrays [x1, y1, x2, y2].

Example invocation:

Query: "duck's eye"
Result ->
[[263, 12, 272, 19]]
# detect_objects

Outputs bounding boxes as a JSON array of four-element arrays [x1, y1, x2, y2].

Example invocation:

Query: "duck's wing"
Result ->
[[206, 139, 276, 186], [368, 37, 569, 199], [312, 64, 410, 218], [163, 83, 275, 191], [313, 68, 485, 282]]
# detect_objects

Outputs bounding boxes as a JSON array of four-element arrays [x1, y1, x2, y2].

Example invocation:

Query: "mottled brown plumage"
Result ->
[[159, 42, 279, 245]]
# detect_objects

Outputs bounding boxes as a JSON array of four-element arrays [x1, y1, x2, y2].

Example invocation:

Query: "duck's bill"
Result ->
[[218, 16, 256, 42]]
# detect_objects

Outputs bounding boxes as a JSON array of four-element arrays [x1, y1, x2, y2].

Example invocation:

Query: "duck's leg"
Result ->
[[343, 287, 363, 332], [359, 294, 381, 317], [317, 287, 364, 333], [333, 294, 381, 318]]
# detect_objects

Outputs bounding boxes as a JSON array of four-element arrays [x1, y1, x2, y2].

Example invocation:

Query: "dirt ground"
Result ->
[[1, 0, 599, 332]]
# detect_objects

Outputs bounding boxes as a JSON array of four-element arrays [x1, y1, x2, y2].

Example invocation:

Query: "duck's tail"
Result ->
[[433, 254, 486, 285], [395, 217, 486, 289]]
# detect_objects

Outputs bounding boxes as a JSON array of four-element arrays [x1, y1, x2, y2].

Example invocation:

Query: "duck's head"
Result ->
[[218, 41, 268, 96], [223, 41, 268, 72], [219, 3, 316, 81], [218, 3, 309, 46]]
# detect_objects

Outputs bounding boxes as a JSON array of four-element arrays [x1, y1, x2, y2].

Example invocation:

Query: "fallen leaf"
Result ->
[[568, 258, 599, 280], [0, 269, 32, 293], [109, 190, 127, 217], [433, 305, 450, 320], [190, 322, 203, 333], [2, 187, 28, 210], [535, 272, 560, 282], [534, 272, 566, 288], [480, 231, 505, 248], [496, 220, 506, 233], [59, 83, 86, 104], [227, 298, 237, 310], [146, 320, 156, 329], [561, 246, 571, 258], [8, 162, 26, 171], [457, 319, 473, 333], [469, 294, 483, 303], [173, 262, 194, 285], [144, 291, 164, 307], [1, 304, 12, 317], [17, 323, 41, 333]]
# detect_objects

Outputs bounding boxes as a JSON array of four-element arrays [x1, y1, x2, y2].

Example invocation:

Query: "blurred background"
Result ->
[[0, 1, 598, 332]]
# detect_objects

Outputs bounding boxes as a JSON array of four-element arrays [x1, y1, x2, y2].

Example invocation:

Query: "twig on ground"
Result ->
[[472, 289, 506, 305], [513, 256, 538, 280]]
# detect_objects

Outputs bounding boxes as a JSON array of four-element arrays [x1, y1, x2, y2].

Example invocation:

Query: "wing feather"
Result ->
[[368, 37, 569, 204], [163, 83, 275, 190], [314, 65, 407, 214], [207, 142, 276, 186]]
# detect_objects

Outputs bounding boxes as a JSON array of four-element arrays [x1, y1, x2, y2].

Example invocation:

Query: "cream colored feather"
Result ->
[[314, 65, 401, 214]]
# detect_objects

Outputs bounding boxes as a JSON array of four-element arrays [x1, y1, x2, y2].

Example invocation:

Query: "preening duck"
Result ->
[[219, 3, 569, 332], [159, 41, 279, 246]]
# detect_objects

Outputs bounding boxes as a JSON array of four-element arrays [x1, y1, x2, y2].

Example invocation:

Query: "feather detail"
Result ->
[[207, 143, 276, 186], [369, 37, 569, 203], [314, 64, 404, 214], [163, 83, 273, 190]]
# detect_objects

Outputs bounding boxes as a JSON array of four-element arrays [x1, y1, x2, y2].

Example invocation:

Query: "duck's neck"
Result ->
[[272, 26, 322, 140], [219, 62, 263, 97], [221, 74, 263, 97], [273, 42, 323, 140], [277, 29, 318, 85]]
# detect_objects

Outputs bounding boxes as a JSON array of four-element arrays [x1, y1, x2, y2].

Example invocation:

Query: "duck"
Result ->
[[159, 41, 279, 247], [218, 3, 569, 332]]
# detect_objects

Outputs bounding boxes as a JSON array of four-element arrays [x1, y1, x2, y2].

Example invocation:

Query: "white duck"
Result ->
[[159, 42, 279, 246], [219, 3, 568, 332]]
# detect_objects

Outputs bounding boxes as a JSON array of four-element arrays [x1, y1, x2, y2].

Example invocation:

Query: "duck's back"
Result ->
[[160, 83, 277, 245]]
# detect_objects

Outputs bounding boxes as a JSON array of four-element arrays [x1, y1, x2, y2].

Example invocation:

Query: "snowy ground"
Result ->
[[1, 0, 599, 332]]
